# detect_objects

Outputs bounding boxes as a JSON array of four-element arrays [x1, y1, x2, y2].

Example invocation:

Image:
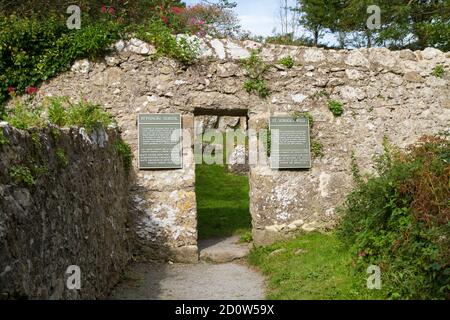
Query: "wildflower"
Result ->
[[108, 6, 116, 15], [358, 250, 366, 258], [7, 86, 15, 94], [25, 86, 38, 95], [101, 5, 107, 13]]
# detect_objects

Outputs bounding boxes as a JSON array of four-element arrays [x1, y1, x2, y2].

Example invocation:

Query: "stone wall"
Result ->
[[35, 37, 449, 259], [0, 124, 133, 299]]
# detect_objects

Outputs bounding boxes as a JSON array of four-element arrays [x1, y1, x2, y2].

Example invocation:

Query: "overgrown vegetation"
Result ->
[[241, 50, 270, 98], [196, 164, 251, 239], [328, 100, 344, 117], [0, 129, 8, 147], [278, 55, 294, 69], [249, 232, 384, 299], [432, 65, 445, 78], [5, 97, 113, 132], [115, 139, 133, 173], [291, 111, 314, 127], [56, 148, 68, 168], [9, 165, 36, 187], [337, 135, 450, 299], [311, 140, 324, 158]]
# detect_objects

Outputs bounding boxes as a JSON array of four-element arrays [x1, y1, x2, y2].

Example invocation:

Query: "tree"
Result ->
[[295, 0, 343, 46]]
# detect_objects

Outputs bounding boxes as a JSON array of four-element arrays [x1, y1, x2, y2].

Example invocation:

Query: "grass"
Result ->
[[248, 232, 387, 300], [195, 164, 251, 239]]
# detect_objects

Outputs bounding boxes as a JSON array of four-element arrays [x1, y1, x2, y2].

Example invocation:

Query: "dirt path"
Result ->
[[109, 261, 266, 300]]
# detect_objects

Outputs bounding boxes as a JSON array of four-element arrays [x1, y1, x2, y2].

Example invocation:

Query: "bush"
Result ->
[[337, 135, 450, 299], [115, 139, 133, 173], [0, 14, 121, 107]]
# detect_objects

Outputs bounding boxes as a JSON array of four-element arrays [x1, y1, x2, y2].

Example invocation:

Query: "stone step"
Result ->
[[199, 236, 251, 263]]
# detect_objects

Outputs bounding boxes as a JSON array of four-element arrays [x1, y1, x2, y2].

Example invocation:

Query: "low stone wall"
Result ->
[[34, 37, 450, 258], [0, 124, 133, 299]]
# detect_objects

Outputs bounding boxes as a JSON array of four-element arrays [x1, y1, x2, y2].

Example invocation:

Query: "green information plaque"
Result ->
[[269, 116, 311, 169], [138, 113, 182, 169]]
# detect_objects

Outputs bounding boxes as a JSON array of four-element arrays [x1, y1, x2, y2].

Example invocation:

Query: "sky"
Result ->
[[184, 0, 338, 44], [184, 0, 284, 37]]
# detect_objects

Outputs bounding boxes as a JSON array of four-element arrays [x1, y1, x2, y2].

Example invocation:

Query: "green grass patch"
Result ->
[[248, 232, 386, 300], [195, 164, 251, 239]]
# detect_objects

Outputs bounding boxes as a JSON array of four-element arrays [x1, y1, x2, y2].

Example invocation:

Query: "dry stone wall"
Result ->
[[0, 125, 133, 299], [35, 37, 449, 260]]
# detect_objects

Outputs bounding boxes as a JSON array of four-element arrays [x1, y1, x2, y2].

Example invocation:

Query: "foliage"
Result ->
[[432, 65, 445, 78], [115, 139, 133, 173], [0, 14, 121, 106], [259, 128, 271, 158], [291, 111, 314, 127], [6, 97, 113, 133], [241, 51, 270, 98], [56, 148, 69, 168], [136, 20, 201, 65], [278, 55, 294, 69], [196, 164, 251, 239], [5, 100, 44, 130], [243, 79, 270, 98], [311, 140, 324, 158], [337, 135, 450, 299], [239, 230, 253, 243], [328, 100, 344, 117], [248, 232, 385, 299], [0, 129, 7, 147], [9, 165, 35, 187]]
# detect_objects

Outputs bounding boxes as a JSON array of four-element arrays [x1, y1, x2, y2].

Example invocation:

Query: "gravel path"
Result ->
[[109, 261, 266, 300]]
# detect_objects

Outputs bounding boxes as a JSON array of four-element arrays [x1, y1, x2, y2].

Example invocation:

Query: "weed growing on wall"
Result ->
[[241, 50, 270, 98], [291, 111, 314, 127], [278, 56, 294, 69], [328, 100, 344, 117], [431, 64, 445, 78], [311, 140, 324, 158], [56, 148, 69, 168], [115, 139, 133, 173], [9, 165, 35, 187], [0, 129, 8, 147], [136, 20, 201, 65]]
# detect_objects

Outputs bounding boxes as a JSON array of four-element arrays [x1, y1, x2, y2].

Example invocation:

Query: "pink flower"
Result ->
[[198, 19, 205, 25], [189, 18, 197, 25], [101, 5, 107, 13], [358, 251, 366, 257], [7, 86, 15, 94], [25, 86, 38, 95], [108, 6, 116, 15]]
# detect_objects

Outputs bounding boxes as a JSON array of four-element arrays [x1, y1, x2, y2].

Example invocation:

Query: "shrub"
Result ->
[[47, 98, 68, 127], [0, 14, 121, 107], [328, 100, 344, 117], [337, 135, 450, 299], [65, 99, 113, 133], [278, 56, 294, 69], [136, 20, 200, 64]]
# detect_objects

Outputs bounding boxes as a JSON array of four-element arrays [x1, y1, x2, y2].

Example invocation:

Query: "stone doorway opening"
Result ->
[[193, 109, 252, 261]]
